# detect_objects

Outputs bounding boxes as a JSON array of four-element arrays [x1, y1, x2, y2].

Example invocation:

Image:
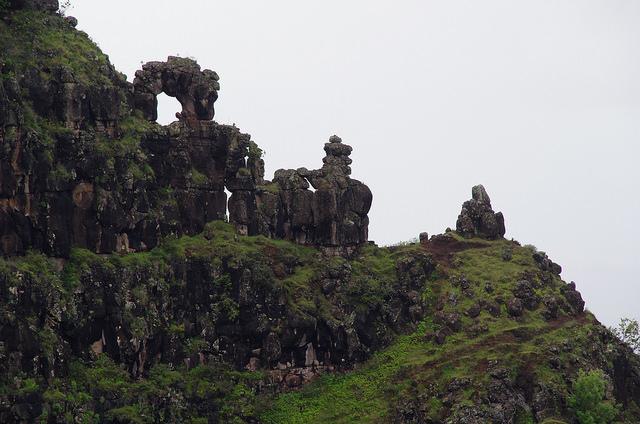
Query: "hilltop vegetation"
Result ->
[[261, 234, 638, 423], [0, 2, 639, 424], [2, 225, 638, 423]]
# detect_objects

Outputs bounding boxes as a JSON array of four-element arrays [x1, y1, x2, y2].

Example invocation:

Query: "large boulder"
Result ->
[[456, 185, 506, 239]]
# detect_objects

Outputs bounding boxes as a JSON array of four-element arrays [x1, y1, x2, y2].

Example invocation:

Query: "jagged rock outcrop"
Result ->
[[456, 184, 506, 239], [238, 135, 372, 252], [533, 250, 562, 275], [0, 48, 371, 257], [2, 9, 639, 424], [133, 57, 220, 122], [0, 221, 434, 422]]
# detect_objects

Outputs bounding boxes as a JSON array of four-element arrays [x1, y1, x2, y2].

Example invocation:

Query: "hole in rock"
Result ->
[[156, 92, 181, 125], [224, 188, 231, 221]]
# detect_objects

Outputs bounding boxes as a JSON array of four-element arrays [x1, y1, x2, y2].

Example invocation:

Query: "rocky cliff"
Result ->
[[0, 3, 639, 424], [0, 4, 372, 258]]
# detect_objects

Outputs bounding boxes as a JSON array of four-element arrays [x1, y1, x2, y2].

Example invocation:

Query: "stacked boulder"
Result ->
[[456, 185, 505, 239], [245, 135, 373, 252]]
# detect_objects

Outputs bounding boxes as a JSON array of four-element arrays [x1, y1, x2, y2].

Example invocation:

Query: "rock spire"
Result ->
[[456, 185, 505, 239]]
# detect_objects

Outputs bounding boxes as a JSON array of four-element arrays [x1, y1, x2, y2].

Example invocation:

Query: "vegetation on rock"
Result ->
[[612, 318, 640, 354], [568, 370, 618, 424], [0, 3, 639, 424]]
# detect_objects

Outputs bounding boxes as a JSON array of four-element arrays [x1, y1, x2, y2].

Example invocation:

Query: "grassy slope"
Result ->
[[260, 235, 597, 423], [4, 227, 598, 423], [0, 222, 316, 423], [0, 10, 629, 424], [0, 9, 114, 86], [0, 222, 425, 423]]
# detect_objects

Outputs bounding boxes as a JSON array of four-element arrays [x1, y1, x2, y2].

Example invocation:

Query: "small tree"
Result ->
[[568, 370, 618, 424], [611, 317, 640, 353]]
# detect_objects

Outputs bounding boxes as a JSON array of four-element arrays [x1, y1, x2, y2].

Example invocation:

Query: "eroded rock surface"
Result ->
[[134, 57, 220, 122], [456, 184, 506, 239], [241, 135, 372, 252], [0, 54, 372, 257]]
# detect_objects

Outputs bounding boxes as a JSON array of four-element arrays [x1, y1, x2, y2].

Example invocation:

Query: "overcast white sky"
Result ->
[[68, 0, 639, 327]]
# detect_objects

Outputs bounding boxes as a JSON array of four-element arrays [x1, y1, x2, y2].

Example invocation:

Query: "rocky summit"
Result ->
[[0, 2, 639, 424], [456, 185, 505, 240]]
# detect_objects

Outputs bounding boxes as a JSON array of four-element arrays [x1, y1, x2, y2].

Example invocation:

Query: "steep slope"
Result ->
[[1, 221, 431, 422], [0, 3, 639, 424], [262, 233, 640, 423]]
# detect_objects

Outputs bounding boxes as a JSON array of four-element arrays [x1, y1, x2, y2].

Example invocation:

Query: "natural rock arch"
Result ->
[[133, 56, 220, 123]]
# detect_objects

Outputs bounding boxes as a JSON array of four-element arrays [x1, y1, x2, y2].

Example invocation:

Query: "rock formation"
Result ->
[[456, 184, 506, 239], [133, 57, 220, 122], [239, 135, 373, 253], [0, 50, 372, 257], [2, 7, 640, 424]]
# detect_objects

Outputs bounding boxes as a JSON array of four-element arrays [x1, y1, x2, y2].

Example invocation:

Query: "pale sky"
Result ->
[[68, 0, 640, 327]]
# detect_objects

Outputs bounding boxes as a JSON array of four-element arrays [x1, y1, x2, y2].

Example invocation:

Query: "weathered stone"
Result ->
[[533, 251, 562, 275], [134, 57, 220, 122], [456, 184, 506, 239], [507, 297, 524, 317], [542, 295, 559, 320], [561, 281, 585, 314], [467, 304, 481, 318], [513, 279, 540, 310], [64, 16, 78, 27], [251, 135, 372, 249]]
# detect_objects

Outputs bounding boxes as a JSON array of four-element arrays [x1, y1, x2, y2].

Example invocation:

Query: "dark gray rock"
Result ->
[[250, 135, 372, 250], [507, 298, 524, 317], [532, 251, 562, 275], [456, 185, 505, 239], [134, 57, 220, 122], [561, 281, 585, 314], [542, 295, 559, 320], [64, 16, 78, 27], [467, 304, 481, 318], [513, 280, 540, 310]]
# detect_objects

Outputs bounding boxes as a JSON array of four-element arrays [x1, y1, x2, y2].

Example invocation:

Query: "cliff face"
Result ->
[[1, 3, 640, 424], [0, 8, 372, 258]]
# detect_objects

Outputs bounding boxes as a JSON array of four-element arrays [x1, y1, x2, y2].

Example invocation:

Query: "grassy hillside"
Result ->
[[260, 235, 633, 423], [1, 5, 638, 424]]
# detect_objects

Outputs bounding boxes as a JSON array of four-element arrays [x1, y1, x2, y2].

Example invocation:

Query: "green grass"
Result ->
[[37, 355, 259, 423], [0, 219, 616, 423], [0, 10, 119, 86], [260, 238, 597, 423]]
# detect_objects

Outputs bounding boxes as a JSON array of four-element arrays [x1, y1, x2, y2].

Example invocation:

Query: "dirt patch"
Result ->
[[420, 236, 487, 267]]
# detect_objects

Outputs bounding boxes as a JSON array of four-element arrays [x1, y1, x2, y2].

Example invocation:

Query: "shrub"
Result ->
[[568, 370, 618, 424], [611, 317, 640, 353]]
